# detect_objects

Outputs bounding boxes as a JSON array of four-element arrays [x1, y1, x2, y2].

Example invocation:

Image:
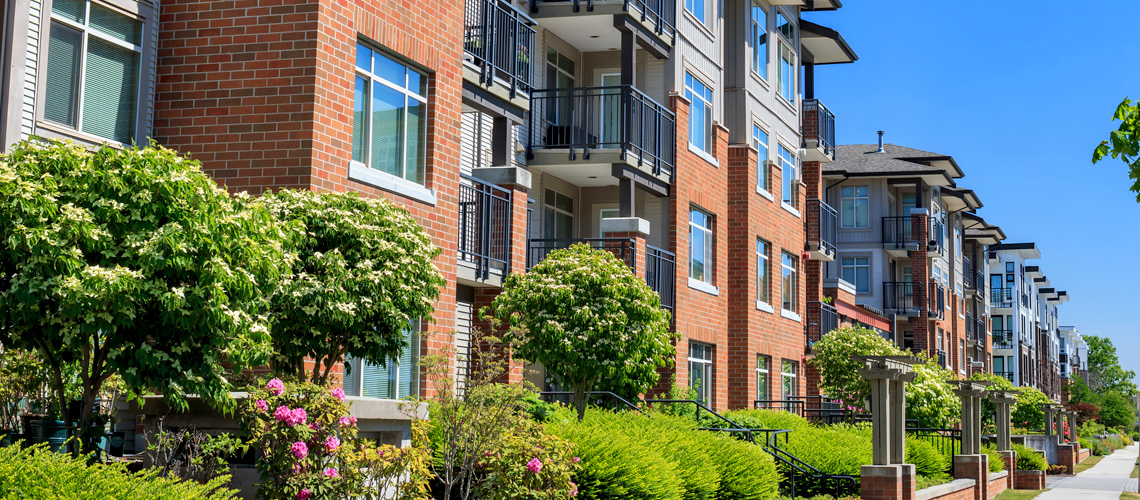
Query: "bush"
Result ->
[[476, 418, 578, 500], [0, 443, 236, 498], [915, 475, 952, 490], [1078, 437, 1092, 450], [1012, 444, 1046, 471], [1046, 464, 1068, 475], [981, 444, 1006, 472], [809, 326, 901, 408], [1011, 387, 1050, 430]]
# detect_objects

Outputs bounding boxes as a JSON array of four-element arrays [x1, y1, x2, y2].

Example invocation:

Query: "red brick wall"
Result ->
[[987, 474, 1007, 499], [1013, 470, 1045, 490]]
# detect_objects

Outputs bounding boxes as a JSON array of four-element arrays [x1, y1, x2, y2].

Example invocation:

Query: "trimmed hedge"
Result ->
[[0, 443, 237, 499], [980, 444, 1005, 473], [1011, 443, 1047, 471]]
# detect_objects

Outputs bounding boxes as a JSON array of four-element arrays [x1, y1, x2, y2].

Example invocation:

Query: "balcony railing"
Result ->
[[993, 329, 1014, 350], [464, 0, 535, 96], [646, 245, 675, 318], [936, 349, 947, 368], [1059, 352, 1068, 364], [969, 269, 985, 299], [963, 258, 973, 288], [806, 301, 839, 343], [528, 85, 676, 181], [976, 318, 986, 340], [965, 312, 974, 338], [929, 218, 945, 255], [527, 238, 636, 269], [990, 287, 1013, 308], [458, 175, 513, 280], [883, 281, 924, 312], [807, 198, 837, 257], [529, 0, 676, 42], [802, 99, 835, 160], [1021, 293, 1028, 307], [882, 216, 917, 249], [927, 282, 945, 319], [994, 371, 1014, 382]]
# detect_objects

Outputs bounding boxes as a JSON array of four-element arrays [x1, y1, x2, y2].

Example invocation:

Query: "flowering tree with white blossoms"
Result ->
[[261, 189, 444, 384], [493, 244, 675, 421], [0, 140, 288, 454]]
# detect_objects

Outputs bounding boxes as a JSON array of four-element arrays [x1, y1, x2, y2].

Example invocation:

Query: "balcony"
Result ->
[[976, 318, 986, 341], [994, 371, 1014, 382], [457, 175, 513, 285], [993, 330, 1014, 350], [882, 216, 922, 255], [801, 99, 836, 163], [463, 0, 536, 109], [965, 312, 975, 340], [528, 85, 675, 190], [528, 0, 676, 52], [927, 282, 945, 320], [527, 237, 636, 269], [928, 218, 945, 256], [1059, 352, 1068, 364], [805, 199, 837, 261], [646, 245, 675, 319], [990, 287, 1013, 308], [936, 350, 947, 368], [806, 301, 839, 343], [966, 269, 984, 300], [883, 281, 924, 317]]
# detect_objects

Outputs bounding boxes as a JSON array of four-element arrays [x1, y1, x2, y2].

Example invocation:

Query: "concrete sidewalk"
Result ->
[[1037, 443, 1138, 499]]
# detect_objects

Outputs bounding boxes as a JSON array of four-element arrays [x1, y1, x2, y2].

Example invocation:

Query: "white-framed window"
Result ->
[[543, 188, 574, 240], [751, 1, 768, 80], [756, 354, 770, 401], [775, 13, 796, 104], [756, 238, 770, 305], [690, 208, 714, 284], [343, 323, 421, 399], [840, 186, 869, 228], [955, 227, 963, 260], [685, 0, 707, 24], [778, 144, 797, 208], [781, 359, 798, 399], [685, 72, 714, 155], [841, 257, 870, 294], [42, 0, 149, 145], [689, 342, 714, 405], [353, 42, 428, 185], [753, 125, 770, 192], [959, 339, 966, 373], [781, 251, 798, 313]]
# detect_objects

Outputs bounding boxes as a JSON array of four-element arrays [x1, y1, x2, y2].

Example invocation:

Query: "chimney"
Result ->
[[877, 131, 885, 153]]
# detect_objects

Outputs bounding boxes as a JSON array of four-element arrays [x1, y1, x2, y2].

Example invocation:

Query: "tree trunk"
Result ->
[[574, 384, 587, 422]]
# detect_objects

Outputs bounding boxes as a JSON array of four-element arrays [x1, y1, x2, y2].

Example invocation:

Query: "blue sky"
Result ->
[[807, 0, 1140, 382]]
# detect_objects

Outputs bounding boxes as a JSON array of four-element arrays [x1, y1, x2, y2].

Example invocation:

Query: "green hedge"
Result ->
[[0, 443, 236, 499], [1011, 443, 1047, 471], [546, 408, 780, 500], [980, 444, 1006, 473]]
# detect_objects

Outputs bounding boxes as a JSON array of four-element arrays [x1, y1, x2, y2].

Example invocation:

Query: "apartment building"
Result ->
[[806, 138, 1003, 386], [1058, 326, 1089, 389]]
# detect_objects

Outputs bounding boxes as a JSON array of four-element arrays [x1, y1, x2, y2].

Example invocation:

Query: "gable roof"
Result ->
[[824, 143, 965, 183]]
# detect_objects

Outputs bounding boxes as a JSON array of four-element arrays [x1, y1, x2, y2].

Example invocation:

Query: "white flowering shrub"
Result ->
[[905, 360, 960, 429]]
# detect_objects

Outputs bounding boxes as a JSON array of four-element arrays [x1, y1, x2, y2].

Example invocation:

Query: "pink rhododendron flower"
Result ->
[[296, 489, 311, 500], [572, 456, 580, 463], [324, 435, 340, 452], [267, 378, 285, 396], [256, 399, 268, 412], [330, 388, 346, 401], [274, 405, 292, 422], [526, 458, 542, 474], [570, 481, 578, 497], [290, 408, 307, 426], [323, 467, 340, 479], [339, 416, 357, 427], [291, 441, 308, 459]]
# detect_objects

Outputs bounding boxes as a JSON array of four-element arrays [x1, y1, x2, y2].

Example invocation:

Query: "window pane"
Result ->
[[373, 51, 405, 86], [371, 81, 404, 176], [82, 37, 139, 143], [45, 22, 82, 127], [397, 328, 420, 398], [52, 0, 84, 24], [856, 267, 870, 293], [407, 70, 424, 96], [404, 98, 425, 183], [841, 200, 854, 228], [356, 43, 372, 71], [352, 75, 368, 162], [90, 3, 141, 45], [855, 199, 869, 227], [691, 228, 705, 282], [342, 358, 361, 396]]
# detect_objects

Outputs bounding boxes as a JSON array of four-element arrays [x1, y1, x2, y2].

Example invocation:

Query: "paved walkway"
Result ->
[[1038, 444, 1138, 499]]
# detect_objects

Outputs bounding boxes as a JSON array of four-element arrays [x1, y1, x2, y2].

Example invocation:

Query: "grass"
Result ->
[[994, 490, 1047, 500], [1120, 492, 1140, 500], [1132, 464, 1138, 479], [1074, 454, 1106, 474]]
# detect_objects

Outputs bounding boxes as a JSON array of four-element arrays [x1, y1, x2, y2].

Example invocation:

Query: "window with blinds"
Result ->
[[342, 325, 421, 400], [352, 42, 428, 185], [44, 0, 142, 144]]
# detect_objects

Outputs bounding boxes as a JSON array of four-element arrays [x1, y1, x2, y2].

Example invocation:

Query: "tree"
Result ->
[[970, 372, 1015, 430], [262, 189, 443, 384], [809, 326, 901, 407], [905, 360, 960, 429], [1084, 335, 1137, 395], [1063, 374, 1100, 406], [0, 140, 287, 453], [1011, 387, 1050, 430], [1098, 391, 1136, 429], [1093, 98, 1140, 201], [493, 244, 674, 421]]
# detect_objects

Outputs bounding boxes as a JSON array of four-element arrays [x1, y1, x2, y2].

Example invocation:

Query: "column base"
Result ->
[[953, 455, 988, 500], [861, 465, 903, 500]]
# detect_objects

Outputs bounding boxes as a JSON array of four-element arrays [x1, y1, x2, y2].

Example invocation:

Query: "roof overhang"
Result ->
[[1034, 276, 1051, 288], [804, 0, 842, 10], [1025, 266, 1043, 279], [801, 20, 858, 65], [941, 187, 983, 212], [989, 243, 1041, 260], [898, 156, 965, 179], [824, 170, 955, 187]]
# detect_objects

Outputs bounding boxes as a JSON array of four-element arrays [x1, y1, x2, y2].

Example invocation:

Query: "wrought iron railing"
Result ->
[[976, 318, 986, 341], [646, 245, 675, 318], [802, 99, 835, 159], [929, 218, 945, 254], [966, 312, 974, 338], [936, 349, 947, 368], [993, 329, 1014, 349], [906, 427, 961, 473], [881, 216, 919, 249], [527, 238, 636, 269], [807, 199, 837, 256], [464, 0, 535, 95], [458, 175, 512, 279], [990, 287, 1013, 308], [806, 301, 839, 343], [963, 258, 973, 288], [972, 269, 985, 299], [528, 0, 676, 42], [927, 283, 945, 319], [528, 85, 676, 181], [883, 281, 924, 312], [994, 371, 1015, 382]]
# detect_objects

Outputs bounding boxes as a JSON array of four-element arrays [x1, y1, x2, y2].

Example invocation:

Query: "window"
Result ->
[[544, 189, 574, 240], [955, 227, 963, 260], [44, 0, 145, 144], [343, 323, 420, 399], [776, 12, 796, 41], [840, 257, 870, 294], [545, 47, 576, 127], [353, 43, 428, 184], [690, 208, 714, 284], [778, 44, 795, 103], [840, 186, 869, 228], [689, 342, 714, 405], [685, 0, 706, 24], [756, 355, 770, 401], [781, 359, 798, 400], [751, 2, 768, 79], [753, 125, 770, 192], [781, 251, 798, 313], [756, 239, 770, 305], [959, 339, 966, 373], [779, 144, 797, 208], [685, 73, 714, 155]]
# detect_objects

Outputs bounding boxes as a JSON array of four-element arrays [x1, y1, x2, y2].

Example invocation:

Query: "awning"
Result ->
[[801, 20, 858, 65], [834, 299, 892, 332]]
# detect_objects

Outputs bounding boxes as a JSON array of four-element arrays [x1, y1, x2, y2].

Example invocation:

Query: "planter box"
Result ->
[[1013, 469, 1045, 490]]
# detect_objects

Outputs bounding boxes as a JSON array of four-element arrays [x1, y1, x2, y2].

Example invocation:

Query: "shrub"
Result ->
[[915, 475, 952, 490], [981, 444, 1006, 472], [1046, 464, 1068, 475], [476, 418, 578, 500], [1078, 437, 1092, 450], [1012, 444, 1046, 471], [905, 360, 960, 429], [0, 443, 236, 498], [906, 439, 949, 478], [809, 326, 901, 407], [1011, 387, 1050, 430]]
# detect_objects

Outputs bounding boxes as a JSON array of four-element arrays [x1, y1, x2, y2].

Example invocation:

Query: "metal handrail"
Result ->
[[802, 99, 835, 158], [766, 429, 860, 498], [806, 301, 839, 343], [807, 199, 837, 256], [990, 287, 1013, 308], [458, 174, 512, 280], [464, 0, 535, 95], [538, 391, 644, 414], [645, 245, 675, 318]]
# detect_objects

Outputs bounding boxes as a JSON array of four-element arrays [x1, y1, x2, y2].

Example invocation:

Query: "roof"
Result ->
[[800, 20, 858, 65], [825, 144, 964, 183], [942, 187, 983, 211], [990, 242, 1041, 260]]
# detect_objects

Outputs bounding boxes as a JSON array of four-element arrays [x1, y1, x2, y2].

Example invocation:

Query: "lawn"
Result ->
[[1132, 464, 1138, 479], [1074, 455, 1106, 474], [994, 490, 1046, 500], [1120, 492, 1140, 500]]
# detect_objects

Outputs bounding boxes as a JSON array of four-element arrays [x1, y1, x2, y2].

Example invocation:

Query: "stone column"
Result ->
[[1054, 404, 1065, 445], [1042, 404, 1056, 437], [953, 381, 990, 455], [989, 390, 1021, 451], [855, 356, 920, 500]]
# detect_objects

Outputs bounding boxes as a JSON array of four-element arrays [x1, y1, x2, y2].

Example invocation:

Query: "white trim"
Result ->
[[348, 161, 437, 205], [756, 301, 774, 313], [689, 142, 720, 167], [780, 202, 800, 218], [688, 277, 720, 296], [756, 186, 774, 202], [780, 309, 801, 322]]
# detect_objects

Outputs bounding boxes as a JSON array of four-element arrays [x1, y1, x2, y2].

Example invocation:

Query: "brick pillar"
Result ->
[[998, 451, 1017, 490], [1058, 443, 1075, 474], [909, 210, 929, 354], [900, 463, 916, 500], [861, 465, 904, 500], [953, 455, 989, 500]]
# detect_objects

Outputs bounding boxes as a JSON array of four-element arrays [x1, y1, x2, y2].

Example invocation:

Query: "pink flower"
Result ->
[[324, 435, 340, 452], [331, 388, 346, 401], [291, 441, 308, 460], [339, 416, 357, 427], [267, 378, 285, 396], [308, 423, 319, 431], [274, 405, 292, 422], [296, 489, 311, 500], [256, 399, 268, 412], [290, 408, 307, 426], [526, 458, 542, 474], [572, 456, 580, 463], [570, 481, 578, 497], [323, 467, 340, 479]]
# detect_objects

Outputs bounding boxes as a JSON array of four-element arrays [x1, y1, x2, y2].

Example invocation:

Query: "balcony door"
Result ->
[[545, 47, 576, 144], [543, 188, 574, 240], [599, 73, 621, 148]]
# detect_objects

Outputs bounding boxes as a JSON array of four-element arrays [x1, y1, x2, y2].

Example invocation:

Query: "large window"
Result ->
[[840, 186, 869, 228], [779, 144, 797, 208], [343, 324, 420, 399], [841, 257, 870, 294], [685, 73, 714, 155], [781, 359, 798, 400], [775, 13, 796, 104], [545, 47, 576, 127], [756, 239, 770, 305], [690, 208, 714, 284], [753, 125, 770, 193], [353, 43, 427, 184], [751, 2, 768, 80], [44, 0, 145, 144], [756, 355, 770, 401], [781, 251, 798, 313], [685, 0, 706, 24], [689, 342, 714, 405], [543, 188, 574, 240]]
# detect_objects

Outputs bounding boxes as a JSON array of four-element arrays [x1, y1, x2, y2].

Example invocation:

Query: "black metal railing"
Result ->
[[971, 269, 985, 299], [527, 238, 636, 269], [529, 0, 676, 42], [802, 99, 835, 159], [976, 318, 986, 341], [993, 329, 1014, 349], [1059, 352, 1068, 364], [528, 85, 676, 181], [963, 258, 973, 288], [928, 218, 945, 254], [464, 0, 535, 95], [927, 283, 945, 319], [538, 391, 643, 413], [966, 312, 975, 339], [646, 245, 675, 318], [1021, 293, 1029, 308], [994, 371, 1014, 382], [458, 175, 513, 280], [936, 349, 947, 368], [906, 427, 961, 473], [807, 199, 837, 256], [883, 281, 924, 312], [806, 301, 839, 343], [990, 287, 1013, 308], [881, 216, 919, 249]]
